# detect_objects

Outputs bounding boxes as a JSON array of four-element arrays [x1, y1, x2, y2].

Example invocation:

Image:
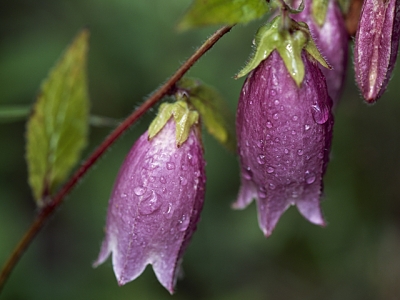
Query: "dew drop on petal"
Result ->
[[273, 113, 279, 120], [244, 168, 253, 180], [257, 154, 266, 165], [181, 164, 188, 171], [267, 121, 273, 129], [134, 187, 146, 196], [311, 103, 329, 124], [292, 115, 298, 121], [297, 149, 303, 156], [162, 202, 174, 219], [258, 187, 267, 198], [269, 183, 276, 190], [305, 171, 316, 184], [284, 148, 289, 154], [178, 215, 190, 232], [267, 166, 275, 173], [180, 176, 188, 186], [160, 176, 166, 184], [139, 191, 162, 215], [167, 162, 175, 170], [305, 124, 311, 131], [274, 99, 280, 105]]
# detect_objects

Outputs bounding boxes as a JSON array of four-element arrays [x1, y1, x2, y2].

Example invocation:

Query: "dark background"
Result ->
[[1, 1, 400, 299]]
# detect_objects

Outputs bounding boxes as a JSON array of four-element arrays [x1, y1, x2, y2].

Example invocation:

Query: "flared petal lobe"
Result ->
[[94, 120, 206, 294], [235, 50, 333, 237], [293, 0, 349, 105], [354, 0, 400, 102]]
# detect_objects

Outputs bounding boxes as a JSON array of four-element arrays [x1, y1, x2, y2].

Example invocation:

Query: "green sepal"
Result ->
[[236, 17, 330, 86], [26, 29, 90, 206], [337, 0, 350, 14], [312, 0, 329, 26], [148, 101, 199, 147], [177, 78, 236, 153], [178, 0, 269, 31]]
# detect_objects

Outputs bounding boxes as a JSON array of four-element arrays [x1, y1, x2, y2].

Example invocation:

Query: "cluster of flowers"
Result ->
[[94, 0, 400, 293]]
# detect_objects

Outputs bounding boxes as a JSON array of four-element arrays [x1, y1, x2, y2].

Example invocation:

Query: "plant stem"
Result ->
[[0, 24, 233, 293]]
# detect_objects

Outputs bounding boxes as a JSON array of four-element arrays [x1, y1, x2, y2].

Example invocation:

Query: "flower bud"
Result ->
[[234, 50, 333, 237], [93, 119, 206, 294], [354, 0, 400, 102], [293, 0, 349, 105]]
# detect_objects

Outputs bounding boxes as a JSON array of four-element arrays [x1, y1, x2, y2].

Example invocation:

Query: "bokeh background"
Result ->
[[1, 1, 400, 299]]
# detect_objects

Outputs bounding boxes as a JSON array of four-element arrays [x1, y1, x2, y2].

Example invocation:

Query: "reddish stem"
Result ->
[[0, 25, 233, 293]]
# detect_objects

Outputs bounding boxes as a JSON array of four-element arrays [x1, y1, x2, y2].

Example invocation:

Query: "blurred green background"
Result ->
[[1, 1, 400, 299]]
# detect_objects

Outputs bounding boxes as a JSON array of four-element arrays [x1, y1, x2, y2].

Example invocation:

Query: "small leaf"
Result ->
[[237, 17, 330, 86], [148, 101, 199, 147], [0, 105, 30, 123], [26, 29, 90, 205], [178, 0, 269, 30], [177, 78, 236, 152], [312, 0, 329, 26]]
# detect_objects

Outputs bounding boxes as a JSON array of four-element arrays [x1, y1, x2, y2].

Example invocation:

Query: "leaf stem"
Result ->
[[0, 24, 233, 293]]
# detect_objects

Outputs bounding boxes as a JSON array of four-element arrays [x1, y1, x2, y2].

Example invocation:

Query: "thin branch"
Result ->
[[0, 24, 233, 293]]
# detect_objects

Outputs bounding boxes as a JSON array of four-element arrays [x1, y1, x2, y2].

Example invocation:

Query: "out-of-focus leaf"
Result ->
[[0, 106, 30, 123], [177, 78, 236, 152], [26, 29, 90, 206], [178, 0, 269, 30]]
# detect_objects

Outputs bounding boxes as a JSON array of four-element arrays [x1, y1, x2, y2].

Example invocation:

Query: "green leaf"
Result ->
[[26, 29, 90, 206], [177, 78, 236, 152], [178, 0, 269, 30], [0, 105, 30, 123]]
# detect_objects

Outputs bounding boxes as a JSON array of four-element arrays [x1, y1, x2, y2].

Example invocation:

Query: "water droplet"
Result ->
[[273, 113, 278, 120], [121, 193, 128, 198], [305, 171, 316, 184], [149, 176, 156, 183], [258, 187, 267, 198], [274, 137, 280, 143], [162, 202, 173, 219], [292, 115, 298, 121], [267, 166, 275, 173], [256, 139, 264, 148], [139, 191, 161, 215], [270, 89, 277, 96], [134, 187, 146, 196], [257, 154, 266, 165], [178, 215, 190, 232], [280, 106, 284, 111], [297, 149, 303, 156], [266, 134, 271, 140], [318, 152, 324, 159], [249, 100, 253, 105], [181, 164, 188, 171], [180, 176, 188, 186], [267, 121, 273, 129], [269, 183, 276, 190], [291, 130, 296, 135], [305, 124, 311, 131], [160, 176, 166, 184], [274, 99, 280, 105], [244, 168, 253, 180], [284, 148, 289, 154], [167, 162, 175, 170], [311, 103, 329, 124]]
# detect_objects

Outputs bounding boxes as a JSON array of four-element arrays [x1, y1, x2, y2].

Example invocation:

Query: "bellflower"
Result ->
[[292, 0, 349, 105], [234, 50, 333, 237], [94, 115, 206, 294], [354, 0, 400, 102]]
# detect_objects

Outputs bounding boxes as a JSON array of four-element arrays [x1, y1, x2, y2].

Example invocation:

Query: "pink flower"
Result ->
[[354, 0, 400, 102], [234, 50, 333, 237], [94, 119, 206, 294]]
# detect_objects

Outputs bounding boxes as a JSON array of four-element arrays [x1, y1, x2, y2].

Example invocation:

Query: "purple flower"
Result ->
[[354, 0, 400, 102], [93, 119, 206, 294], [292, 0, 349, 105], [234, 50, 333, 237]]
